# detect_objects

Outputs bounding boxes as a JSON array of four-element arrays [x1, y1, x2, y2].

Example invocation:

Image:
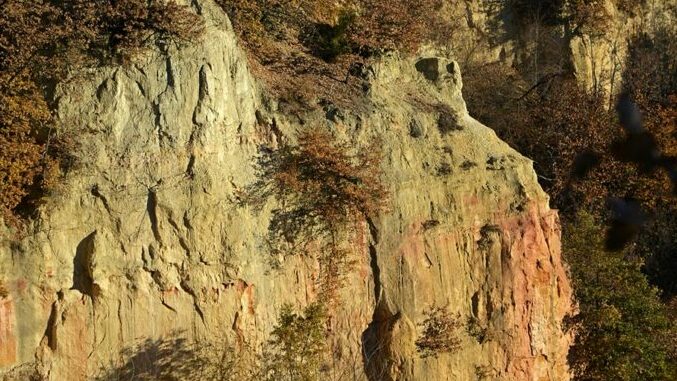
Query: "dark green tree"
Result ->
[[564, 212, 676, 381]]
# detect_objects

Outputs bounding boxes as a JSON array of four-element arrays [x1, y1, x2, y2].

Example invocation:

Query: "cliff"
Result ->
[[0, 1, 572, 380], [446, 0, 675, 100]]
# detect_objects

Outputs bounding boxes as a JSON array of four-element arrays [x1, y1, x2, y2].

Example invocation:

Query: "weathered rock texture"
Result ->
[[0, 1, 571, 380], [449, 0, 676, 100], [568, 0, 676, 98]]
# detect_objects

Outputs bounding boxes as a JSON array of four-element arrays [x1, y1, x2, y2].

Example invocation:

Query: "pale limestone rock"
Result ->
[[569, 0, 677, 98], [0, 1, 572, 380]]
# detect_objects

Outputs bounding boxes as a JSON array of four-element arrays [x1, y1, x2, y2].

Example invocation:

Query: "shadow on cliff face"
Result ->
[[72, 231, 96, 297], [361, 300, 400, 381], [94, 335, 254, 381], [94, 337, 203, 381]]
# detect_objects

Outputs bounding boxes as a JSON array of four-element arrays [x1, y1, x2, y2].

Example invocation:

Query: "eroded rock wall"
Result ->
[[450, 0, 676, 100], [0, 1, 571, 380]]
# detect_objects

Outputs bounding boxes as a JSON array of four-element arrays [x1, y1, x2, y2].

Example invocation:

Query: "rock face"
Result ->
[[568, 0, 676, 98], [0, 1, 572, 380], [451, 0, 676, 100]]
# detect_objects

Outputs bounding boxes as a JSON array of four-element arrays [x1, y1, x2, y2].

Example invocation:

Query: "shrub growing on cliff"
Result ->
[[221, 0, 448, 57], [564, 213, 676, 381], [262, 303, 328, 381], [0, 74, 53, 225], [95, 335, 263, 381], [244, 127, 387, 300], [87, 0, 206, 64], [249, 128, 386, 242], [415, 307, 463, 359]]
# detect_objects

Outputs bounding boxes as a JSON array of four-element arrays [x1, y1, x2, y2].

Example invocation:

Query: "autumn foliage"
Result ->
[[463, 8, 676, 381], [415, 307, 463, 359], [0, 0, 204, 225], [247, 128, 387, 244], [245, 128, 387, 300], [218, 0, 452, 108]]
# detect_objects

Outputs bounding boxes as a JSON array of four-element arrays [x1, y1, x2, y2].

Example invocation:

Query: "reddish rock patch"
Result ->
[[0, 297, 17, 367]]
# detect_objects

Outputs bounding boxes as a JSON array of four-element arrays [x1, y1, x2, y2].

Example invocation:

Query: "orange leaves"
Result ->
[[566, 0, 613, 35], [248, 128, 387, 239], [98, 0, 205, 63], [291, 128, 387, 223], [348, 0, 448, 54], [218, 0, 453, 109], [0, 71, 51, 223], [0, 0, 205, 225], [243, 127, 387, 300]]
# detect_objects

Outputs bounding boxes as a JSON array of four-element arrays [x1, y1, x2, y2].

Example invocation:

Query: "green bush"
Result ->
[[263, 303, 328, 381], [564, 212, 676, 381], [304, 11, 357, 62]]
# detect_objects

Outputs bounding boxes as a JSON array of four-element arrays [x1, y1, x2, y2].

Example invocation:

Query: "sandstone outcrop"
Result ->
[[0, 1, 572, 380], [452, 0, 676, 100]]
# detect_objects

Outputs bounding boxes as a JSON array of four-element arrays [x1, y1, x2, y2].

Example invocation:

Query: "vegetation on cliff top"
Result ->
[[0, 0, 204, 227], [217, 0, 454, 109]]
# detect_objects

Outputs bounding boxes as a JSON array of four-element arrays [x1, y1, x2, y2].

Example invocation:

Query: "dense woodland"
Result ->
[[1, 1, 675, 380]]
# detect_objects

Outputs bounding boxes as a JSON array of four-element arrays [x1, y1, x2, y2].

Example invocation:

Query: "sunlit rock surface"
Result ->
[[0, 1, 572, 380]]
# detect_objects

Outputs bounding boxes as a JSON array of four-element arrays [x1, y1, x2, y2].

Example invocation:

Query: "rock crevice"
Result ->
[[0, 2, 571, 380]]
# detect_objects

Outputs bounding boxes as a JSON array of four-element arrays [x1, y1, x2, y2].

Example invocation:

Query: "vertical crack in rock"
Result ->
[[43, 299, 59, 351], [362, 217, 397, 381], [182, 211, 193, 230], [185, 155, 196, 179], [180, 280, 205, 325], [116, 299, 124, 342], [368, 244, 382, 304], [472, 292, 481, 318], [134, 79, 146, 97], [366, 217, 382, 302], [146, 190, 163, 245], [198, 65, 209, 102], [192, 64, 209, 126], [362, 300, 399, 381], [151, 102, 169, 144], [165, 57, 175, 90]]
